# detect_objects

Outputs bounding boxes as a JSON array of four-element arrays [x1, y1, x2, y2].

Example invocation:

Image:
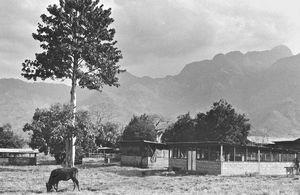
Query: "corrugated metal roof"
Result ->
[[167, 141, 298, 152], [248, 136, 296, 144], [0, 148, 39, 154], [97, 147, 113, 150], [120, 140, 168, 146]]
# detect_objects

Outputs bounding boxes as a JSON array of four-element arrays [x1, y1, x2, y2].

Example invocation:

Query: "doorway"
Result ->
[[187, 150, 196, 171]]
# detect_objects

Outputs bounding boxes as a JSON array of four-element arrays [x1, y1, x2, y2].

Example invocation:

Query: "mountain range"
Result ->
[[1, 45, 300, 138]]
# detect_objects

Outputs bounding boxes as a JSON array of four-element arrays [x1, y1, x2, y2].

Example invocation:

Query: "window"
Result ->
[[260, 150, 271, 162], [179, 148, 187, 159], [223, 146, 234, 161], [196, 147, 209, 160], [235, 147, 246, 162], [247, 148, 258, 161], [172, 148, 178, 158], [209, 146, 219, 161], [170, 147, 188, 159], [273, 152, 279, 162]]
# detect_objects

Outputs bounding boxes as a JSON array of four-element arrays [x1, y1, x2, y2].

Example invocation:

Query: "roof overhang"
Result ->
[[0, 148, 39, 154]]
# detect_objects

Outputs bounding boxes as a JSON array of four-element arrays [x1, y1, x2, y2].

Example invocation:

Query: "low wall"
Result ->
[[169, 159, 221, 174], [9, 157, 36, 165], [222, 161, 293, 175], [169, 159, 292, 175], [259, 162, 293, 175], [196, 161, 221, 175], [0, 158, 9, 165], [0, 157, 36, 165], [148, 157, 168, 169], [169, 158, 187, 171], [121, 155, 148, 168], [222, 162, 259, 175]]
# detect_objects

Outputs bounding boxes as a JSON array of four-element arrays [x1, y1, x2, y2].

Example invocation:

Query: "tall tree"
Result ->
[[22, 0, 123, 167]]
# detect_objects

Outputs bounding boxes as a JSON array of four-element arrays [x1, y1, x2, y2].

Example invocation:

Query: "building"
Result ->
[[120, 140, 169, 169], [120, 139, 299, 175], [168, 141, 297, 175], [0, 148, 39, 165], [273, 138, 300, 152]]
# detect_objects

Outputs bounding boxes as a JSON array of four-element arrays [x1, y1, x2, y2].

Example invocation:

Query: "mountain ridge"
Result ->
[[1, 45, 299, 138]]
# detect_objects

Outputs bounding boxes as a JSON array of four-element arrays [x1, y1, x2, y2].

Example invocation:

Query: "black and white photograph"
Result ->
[[1, 0, 300, 194]]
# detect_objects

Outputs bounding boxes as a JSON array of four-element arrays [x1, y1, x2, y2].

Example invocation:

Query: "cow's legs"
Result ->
[[72, 178, 80, 191], [54, 183, 58, 191]]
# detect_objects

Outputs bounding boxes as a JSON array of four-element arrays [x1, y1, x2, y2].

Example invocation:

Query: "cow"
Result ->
[[46, 167, 80, 192]]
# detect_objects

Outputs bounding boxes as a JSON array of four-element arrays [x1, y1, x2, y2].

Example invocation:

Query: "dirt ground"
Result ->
[[1, 160, 300, 195]]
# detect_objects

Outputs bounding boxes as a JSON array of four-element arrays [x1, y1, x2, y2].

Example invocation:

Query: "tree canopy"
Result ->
[[122, 114, 157, 141], [162, 99, 251, 144], [0, 124, 25, 148], [22, 0, 123, 88], [95, 122, 122, 148], [161, 113, 195, 142], [23, 104, 97, 163]]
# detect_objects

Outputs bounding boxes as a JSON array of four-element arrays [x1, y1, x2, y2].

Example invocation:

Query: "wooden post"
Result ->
[[279, 153, 282, 162], [270, 149, 273, 162], [34, 153, 37, 165], [233, 146, 236, 162], [208, 146, 211, 161], [245, 147, 248, 161], [257, 148, 261, 174], [220, 144, 223, 161], [220, 144, 223, 174]]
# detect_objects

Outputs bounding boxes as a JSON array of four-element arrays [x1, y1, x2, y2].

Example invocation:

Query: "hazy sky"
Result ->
[[0, 0, 300, 79]]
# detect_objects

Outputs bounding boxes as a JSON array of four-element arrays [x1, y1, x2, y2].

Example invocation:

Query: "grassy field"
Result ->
[[1, 160, 300, 195]]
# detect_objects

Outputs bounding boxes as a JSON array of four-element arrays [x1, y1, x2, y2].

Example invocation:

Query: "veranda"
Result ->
[[168, 141, 298, 175]]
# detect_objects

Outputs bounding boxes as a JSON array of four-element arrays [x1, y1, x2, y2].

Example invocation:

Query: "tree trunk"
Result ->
[[65, 136, 76, 167], [65, 72, 77, 167]]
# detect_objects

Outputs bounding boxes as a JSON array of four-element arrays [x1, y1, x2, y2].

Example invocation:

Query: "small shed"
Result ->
[[0, 148, 39, 165], [120, 140, 169, 168]]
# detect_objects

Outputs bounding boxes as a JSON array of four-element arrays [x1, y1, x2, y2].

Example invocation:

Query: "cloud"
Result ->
[[113, 0, 215, 58], [0, 0, 299, 78], [0, 0, 56, 78], [108, 0, 300, 76], [202, 0, 294, 51]]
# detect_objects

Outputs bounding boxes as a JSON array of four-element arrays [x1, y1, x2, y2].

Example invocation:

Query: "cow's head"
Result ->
[[46, 182, 52, 192]]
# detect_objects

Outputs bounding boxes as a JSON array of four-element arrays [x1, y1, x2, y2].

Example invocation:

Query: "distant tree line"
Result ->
[[121, 99, 251, 145], [0, 124, 25, 148], [16, 99, 250, 164]]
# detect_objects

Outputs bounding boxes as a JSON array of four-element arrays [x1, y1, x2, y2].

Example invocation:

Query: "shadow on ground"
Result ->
[[79, 161, 205, 177], [78, 162, 119, 169], [0, 190, 43, 194], [0, 167, 29, 172], [104, 166, 195, 177]]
